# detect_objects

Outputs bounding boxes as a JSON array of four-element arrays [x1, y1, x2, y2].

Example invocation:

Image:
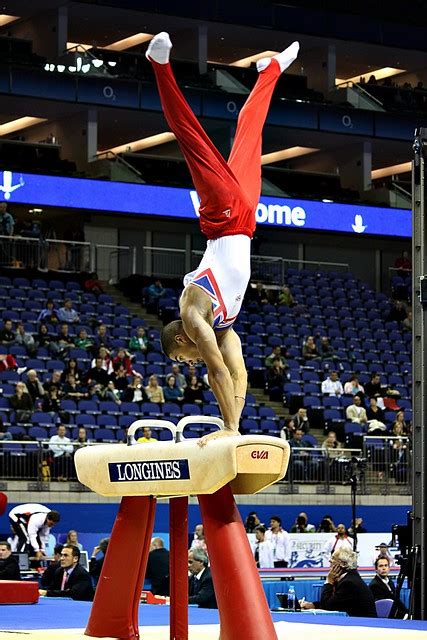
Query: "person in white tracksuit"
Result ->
[[8, 503, 60, 558]]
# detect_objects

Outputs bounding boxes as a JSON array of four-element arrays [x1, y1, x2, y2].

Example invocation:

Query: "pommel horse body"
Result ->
[[75, 417, 290, 640]]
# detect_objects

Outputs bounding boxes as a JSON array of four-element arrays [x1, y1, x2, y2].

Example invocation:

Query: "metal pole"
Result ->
[[411, 127, 427, 619]]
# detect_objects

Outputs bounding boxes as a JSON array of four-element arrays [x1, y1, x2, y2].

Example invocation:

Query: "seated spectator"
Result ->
[[57, 299, 80, 324], [348, 517, 367, 536], [366, 396, 385, 422], [289, 429, 313, 479], [122, 374, 148, 403], [66, 530, 83, 551], [317, 515, 336, 533], [387, 300, 407, 323], [183, 375, 204, 404], [83, 273, 104, 294], [391, 437, 408, 482], [61, 358, 83, 384], [129, 326, 151, 353], [137, 426, 158, 443], [0, 319, 15, 346], [403, 310, 412, 332], [383, 388, 402, 412], [302, 336, 320, 360], [146, 537, 169, 596], [280, 417, 296, 440], [244, 512, 263, 533], [111, 348, 133, 375], [166, 364, 187, 389], [75, 328, 94, 352], [188, 549, 217, 609], [251, 281, 269, 305], [277, 285, 294, 307], [321, 431, 343, 458], [321, 371, 343, 397], [292, 408, 310, 434], [90, 347, 112, 374], [48, 424, 74, 480], [344, 374, 365, 396], [145, 375, 165, 404], [346, 395, 367, 424], [37, 300, 59, 325], [369, 556, 407, 619], [0, 353, 17, 373], [394, 250, 411, 273], [267, 359, 286, 402], [146, 279, 166, 311], [42, 386, 62, 414], [102, 379, 121, 404], [39, 544, 94, 601], [86, 357, 110, 387], [251, 525, 274, 568], [392, 410, 408, 436], [164, 375, 184, 403], [36, 323, 60, 356], [0, 540, 20, 580], [110, 364, 130, 394], [9, 382, 33, 422], [75, 426, 91, 447], [40, 544, 62, 588], [93, 324, 112, 353], [57, 323, 75, 358], [318, 336, 336, 360], [190, 524, 207, 552], [62, 374, 86, 400], [185, 365, 201, 386], [290, 512, 316, 533], [25, 369, 45, 405], [264, 345, 288, 370], [14, 322, 36, 356], [301, 548, 377, 617], [0, 416, 12, 441], [44, 370, 64, 395], [90, 538, 109, 586]]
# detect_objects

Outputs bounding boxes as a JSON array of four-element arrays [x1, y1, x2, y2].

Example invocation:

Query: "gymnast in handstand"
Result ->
[[146, 32, 299, 441]]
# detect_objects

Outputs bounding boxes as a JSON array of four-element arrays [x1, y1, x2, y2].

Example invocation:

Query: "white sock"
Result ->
[[146, 32, 172, 64], [256, 41, 300, 74]]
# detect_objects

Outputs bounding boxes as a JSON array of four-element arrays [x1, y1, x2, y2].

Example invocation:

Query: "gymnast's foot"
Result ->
[[146, 32, 172, 64], [197, 430, 240, 448], [256, 41, 300, 73]]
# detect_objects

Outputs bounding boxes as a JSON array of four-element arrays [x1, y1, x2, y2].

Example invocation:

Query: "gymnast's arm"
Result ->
[[181, 310, 239, 432], [217, 328, 247, 424]]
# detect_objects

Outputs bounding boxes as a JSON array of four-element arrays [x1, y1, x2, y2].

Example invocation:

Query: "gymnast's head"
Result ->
[[161, 320, 204, 365]]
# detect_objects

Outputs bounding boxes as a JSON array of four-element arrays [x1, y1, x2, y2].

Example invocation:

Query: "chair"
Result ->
[[375, 599, 393, 618]]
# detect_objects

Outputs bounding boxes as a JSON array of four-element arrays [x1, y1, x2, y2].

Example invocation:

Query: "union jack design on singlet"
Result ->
[[190, 268, 237, 330]]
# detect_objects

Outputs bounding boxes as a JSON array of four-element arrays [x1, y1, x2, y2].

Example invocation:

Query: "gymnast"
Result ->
[[146, 32, 299, 441]]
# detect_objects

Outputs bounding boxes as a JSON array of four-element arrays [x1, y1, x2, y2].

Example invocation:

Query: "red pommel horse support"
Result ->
[[75, 417, 290, 640]]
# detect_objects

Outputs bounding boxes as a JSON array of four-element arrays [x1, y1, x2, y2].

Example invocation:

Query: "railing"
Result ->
[[334, 80, 385, 111], [362, 435, 411, 495], [95, 150, 144, 181], [283, 447, 365, 492], [143, 246, 187, 279]]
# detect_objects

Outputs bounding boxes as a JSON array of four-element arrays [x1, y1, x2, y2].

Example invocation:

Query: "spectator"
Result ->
[[110, 364, 130, 394], [122, 374, 148, 403], [251, 525, 274, 568], [44, 370, 64, 395], [344, 375, 365, 396], [48, 424, 74, 481], [321, 371, 344, 397], [302, 548, 377, 617], [146, 279, 166, 311], [164, 375, 184, 403], [321, 431, 343, 458], [145, 375, 165, 404], [83, 273, 104, 294], [93, 324, 112, 352], [0, 319, 15, 346], [8, 504, 60, 556], [250, 281, 269, 305], [57, 323, 75, 358], [75, 328, 94, 352], [25, 369, 45, 405], [75, 427, 90, 447], [302, 336, 320, 360], [348, 517, 367, 536], [290, 512, 316, 533], [42, 386, 63, 414], [129, 326, 151, 353], [346, 395, 367, 424], [190, 524, 207, 552], [90, 538, 109, 586], [166, 364, 187, 389], [0, 540, 20, 580], [111, 348, 133, 375], [369, 556, 407, 619], [57, 299, 80, 324], [317, 515, 336, 533], [102, 379, 121, 404], [61, 358, 83, 385], [14, 323, 36, 356], [366, 397, 386, 422], [267, 359, 286, 402], [391, 437, 408, 483], [244, 512, 263, 533], [371, 542, 394, 567], [392, 410, 408, 436], [9, 382, 33, 422], [36, 323, 59, 355], [86, 358, 110, 387], [403, 310, 412, 332], [323, 523, 354, 557], [265, 516, 290, 568], [291, 408, 310, 434], [0, 202, 14, 236], [387, 300, 407, 323], [365, 373, 385, 400], [146, 538, 169, 596], [40, 544, 63, 588], [280, 417, 296, 440], [37, 300, 59, 325], [0, 353, 17, 374], [394, 250, 412, 272], [39, 544, 94, 601], [277, 285, 294, 307], [289, 428, 314, 479], [264, 345, 288, 370], [188, 549, 217, 609], [0, 416, 12, 441], [136, 427, 157, 443], [90, 347, 112, 374], [66, 530, 83, 551], [183, 375, 204, 404], [318, 336, 336, 360]]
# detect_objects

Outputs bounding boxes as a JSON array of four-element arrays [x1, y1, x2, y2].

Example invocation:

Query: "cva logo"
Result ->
[[251, 450, 269, 460]]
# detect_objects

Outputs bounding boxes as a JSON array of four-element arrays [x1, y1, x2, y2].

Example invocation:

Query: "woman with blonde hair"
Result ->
[[145, 375, 165, 404], [66, 529, 83, 550]]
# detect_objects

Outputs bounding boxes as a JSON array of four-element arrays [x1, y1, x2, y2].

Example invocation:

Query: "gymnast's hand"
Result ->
[[197, 429, 240, 447]]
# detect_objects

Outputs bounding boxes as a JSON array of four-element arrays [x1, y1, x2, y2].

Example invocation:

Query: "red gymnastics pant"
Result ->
[[150, 58, 282, 240]]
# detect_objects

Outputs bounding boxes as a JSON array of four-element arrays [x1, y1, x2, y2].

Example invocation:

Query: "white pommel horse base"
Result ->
[[75, 416, 290, 640]]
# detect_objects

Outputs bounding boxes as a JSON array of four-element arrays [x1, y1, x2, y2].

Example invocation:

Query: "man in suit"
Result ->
[[146, 537, 169, 596], [0, 541, 20, 580], [369, 556, 408, 619], [301, 548, 377, 617], [39, 544, 94, 601], [188, 549, 217, 609]]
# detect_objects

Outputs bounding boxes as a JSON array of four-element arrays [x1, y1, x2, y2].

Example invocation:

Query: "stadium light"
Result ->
[[371, 161, 411, 179], [102, 33, 153, 51], [100, 132, 176, 155], [261, 146, 319, 165], [0, 117, 47, 136], [0, 15, 20, 27], [336, 67, 406, 85]]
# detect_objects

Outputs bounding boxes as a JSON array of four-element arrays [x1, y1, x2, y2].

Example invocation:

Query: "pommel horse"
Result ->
[[75, 416, 290, 640]]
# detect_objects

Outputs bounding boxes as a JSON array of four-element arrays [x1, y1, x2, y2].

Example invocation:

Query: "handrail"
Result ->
[[391, 181, 411, 199], [192, 249, 349, 270], [96, 149, 144, 179], [335, 79, 384, 108]]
